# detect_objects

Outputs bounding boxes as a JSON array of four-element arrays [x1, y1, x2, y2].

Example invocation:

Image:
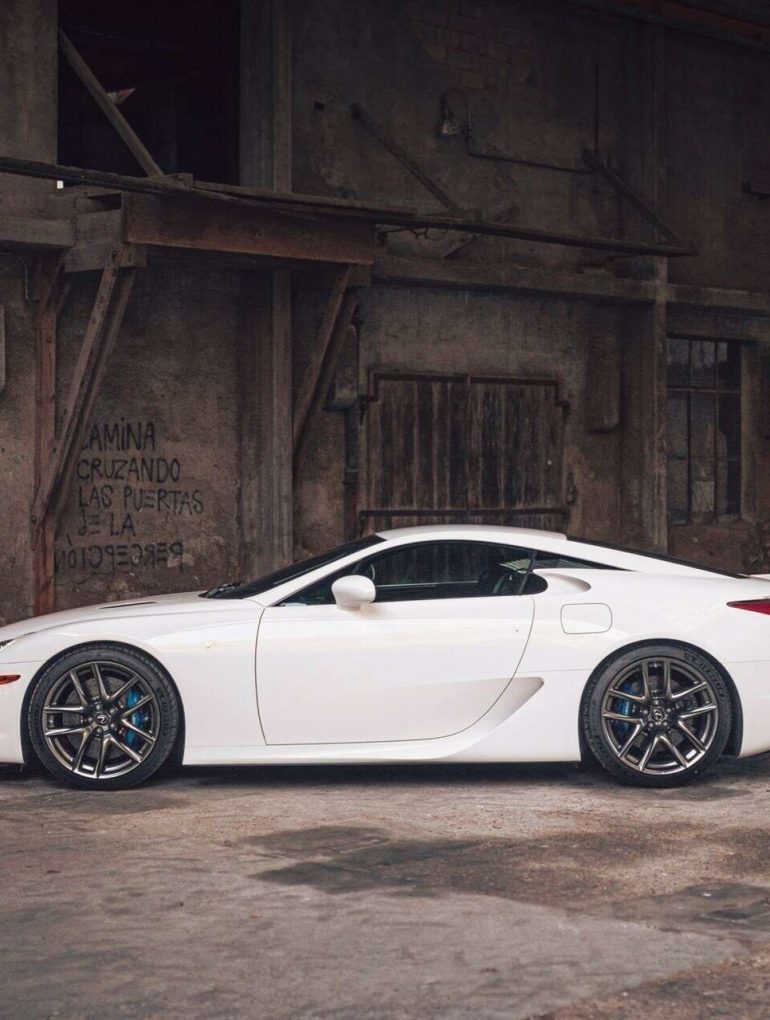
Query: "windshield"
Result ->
[[204, 535, 385, 599]]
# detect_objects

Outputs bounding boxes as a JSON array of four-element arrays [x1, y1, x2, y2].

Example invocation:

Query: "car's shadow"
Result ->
[[3, 753, 770, 798]]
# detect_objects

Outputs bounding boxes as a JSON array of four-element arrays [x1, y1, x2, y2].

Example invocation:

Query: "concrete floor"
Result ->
[[3, 756, 770, 1019]]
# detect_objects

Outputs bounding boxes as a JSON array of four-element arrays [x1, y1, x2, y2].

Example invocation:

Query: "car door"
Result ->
[[256, 540, 536, 745]]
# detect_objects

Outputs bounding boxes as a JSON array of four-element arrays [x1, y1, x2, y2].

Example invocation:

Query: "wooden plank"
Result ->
[[0, 155, 694, 256], [0, 216, 74, 249], [375, 255, 656, 303], [294, 289, 358, 475], [272, 0, 292, 191], [58, 31, 162, 177], [293, 265, 352, 450], [124, 192, 375, 266], [33, 258, 63, 614], [32, 253, 135, 531], [239, 270, 293, 575], [64, 242, 146, 274], [240, 0, 292, 191]]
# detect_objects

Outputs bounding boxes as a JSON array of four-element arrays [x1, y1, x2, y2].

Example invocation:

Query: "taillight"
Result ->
[[0, 674, 20, 685], [728, 600, 770, 616]]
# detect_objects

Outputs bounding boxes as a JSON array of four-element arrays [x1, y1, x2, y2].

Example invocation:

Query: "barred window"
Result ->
[[667, 338, 741, 525]]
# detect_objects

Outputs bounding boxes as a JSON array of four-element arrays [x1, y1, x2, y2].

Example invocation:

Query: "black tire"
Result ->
[[28, 644, 180, 790], [581, 642, 732, 788]]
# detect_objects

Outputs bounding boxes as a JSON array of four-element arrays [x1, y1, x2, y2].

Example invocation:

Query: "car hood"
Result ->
[[0, 590, 228, 643]]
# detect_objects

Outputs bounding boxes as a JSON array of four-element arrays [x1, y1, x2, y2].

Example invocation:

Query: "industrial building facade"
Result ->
[[1, 0, 769, 626]]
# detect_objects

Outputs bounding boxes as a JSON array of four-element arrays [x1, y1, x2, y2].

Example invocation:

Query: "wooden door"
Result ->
[[361, 372, 566, 533]]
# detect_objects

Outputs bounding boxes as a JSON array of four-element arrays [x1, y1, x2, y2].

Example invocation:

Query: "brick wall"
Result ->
[[405, 0, 536, 92]]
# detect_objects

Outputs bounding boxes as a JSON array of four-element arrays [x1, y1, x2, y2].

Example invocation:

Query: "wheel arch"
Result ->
[[20, 640, 187, 767], [577, 638, 743, 762]]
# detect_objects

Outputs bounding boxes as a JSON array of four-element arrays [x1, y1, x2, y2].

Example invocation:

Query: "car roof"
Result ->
[[374, 524, 739, 577], [376, 524, 567, 542]]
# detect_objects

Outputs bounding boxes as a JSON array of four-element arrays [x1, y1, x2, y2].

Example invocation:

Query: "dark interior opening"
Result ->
[[57, 0, 240, 183]]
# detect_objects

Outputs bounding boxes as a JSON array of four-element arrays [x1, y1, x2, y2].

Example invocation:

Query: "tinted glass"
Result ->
[[284, 541, 536, 605]]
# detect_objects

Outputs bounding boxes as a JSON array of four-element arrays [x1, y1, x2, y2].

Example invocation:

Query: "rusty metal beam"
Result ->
[[582, 149, 683, 244], [293, 265, 352, 451], [0, 155, 695, 256], [59, 31, 163, 177], [32, 250, 135, 535], [351, 104, 460, 211]]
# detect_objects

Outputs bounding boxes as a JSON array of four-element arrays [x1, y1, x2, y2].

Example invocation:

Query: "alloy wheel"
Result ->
[[41, 661, 159, 781], [600, 656, 720, 776]]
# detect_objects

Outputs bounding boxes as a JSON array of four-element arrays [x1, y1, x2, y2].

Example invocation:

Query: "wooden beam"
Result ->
[[58, 31, 163, 177], [294, 289, 359, 476], [32, 251, 135, 532], [33, 258, 66, 614], [0, 215, 74, 249], [123, 192, 375, 265], [240, 0, 292, 191], [0, 156, 695, 256], [293, 265, 352, 450], [64, 242, 146, 274], [374, 255, 657, 303], [239, 270, 293, 576]]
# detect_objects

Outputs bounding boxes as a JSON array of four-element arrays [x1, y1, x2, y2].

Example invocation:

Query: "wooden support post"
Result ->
[[33, 258, 64, 615], [620, 24, 668, 553], [239, 270, 293, 576], [59, 31, 163, 177], [32, 251, 135, 534], [239, 0, 294, 570], [240, 0, 292, 191], [294, 288, 359, 478], [293, 265, 352, 450]]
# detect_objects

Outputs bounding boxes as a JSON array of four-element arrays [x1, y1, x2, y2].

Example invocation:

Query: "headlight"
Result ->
[[0, 638, 17, 652]]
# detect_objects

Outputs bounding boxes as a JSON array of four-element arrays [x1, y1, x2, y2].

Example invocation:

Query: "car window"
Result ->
[[283, 541, 537, 606], [532, 551, 618, 570]]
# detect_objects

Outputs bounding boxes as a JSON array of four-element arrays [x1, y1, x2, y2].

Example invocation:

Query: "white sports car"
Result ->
[[2, 524, 770, 790]]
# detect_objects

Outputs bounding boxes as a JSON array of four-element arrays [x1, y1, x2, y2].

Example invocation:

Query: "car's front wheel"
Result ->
[[28, 645, 180, 790], [582, 643, 732, 787]]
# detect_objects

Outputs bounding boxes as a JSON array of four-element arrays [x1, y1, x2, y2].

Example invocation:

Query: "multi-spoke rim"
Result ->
[[41, 661, 158, 780], [601, 657, 719, 776]]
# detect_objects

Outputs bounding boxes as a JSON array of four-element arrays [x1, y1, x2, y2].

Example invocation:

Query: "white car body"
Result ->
[[2, 524, 770, 770]]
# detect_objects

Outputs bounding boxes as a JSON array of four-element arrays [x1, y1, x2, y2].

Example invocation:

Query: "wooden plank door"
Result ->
[[361, 371, 566, 534]]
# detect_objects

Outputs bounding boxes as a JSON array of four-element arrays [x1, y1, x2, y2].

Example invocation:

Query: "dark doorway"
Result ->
[[58, 0, 240, 183]]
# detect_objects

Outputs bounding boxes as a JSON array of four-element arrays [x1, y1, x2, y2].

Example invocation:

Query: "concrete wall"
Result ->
[[1, 0, 770, 624], [52, 262, 243, 611], [292, 0, 770, 573]]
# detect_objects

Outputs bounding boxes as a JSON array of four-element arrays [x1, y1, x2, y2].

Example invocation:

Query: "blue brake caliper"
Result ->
[[614, 680, 636, 738], [124, 687, 145, 748]]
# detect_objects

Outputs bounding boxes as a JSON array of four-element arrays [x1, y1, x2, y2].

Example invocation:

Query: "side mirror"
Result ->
[[332, 575, 376, 610]]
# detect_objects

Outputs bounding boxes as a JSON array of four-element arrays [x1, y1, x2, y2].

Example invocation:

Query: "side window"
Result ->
[[532, 551, 618, 570], [284, 541, 535, 606]]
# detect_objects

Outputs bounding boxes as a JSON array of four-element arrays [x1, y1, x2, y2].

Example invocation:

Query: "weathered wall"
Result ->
[[52, 262, 243, 611], [291, 0, 770, 572], [0, 0, 57, 625], [2, 0, 770, 625]]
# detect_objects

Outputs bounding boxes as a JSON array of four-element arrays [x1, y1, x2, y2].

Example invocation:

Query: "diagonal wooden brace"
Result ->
[[32, 248, 136, 541]]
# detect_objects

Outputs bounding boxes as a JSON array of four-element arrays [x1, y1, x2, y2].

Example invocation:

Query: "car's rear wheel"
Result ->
[[28, 645, 180, 790], [582, 643, 732, 787]]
